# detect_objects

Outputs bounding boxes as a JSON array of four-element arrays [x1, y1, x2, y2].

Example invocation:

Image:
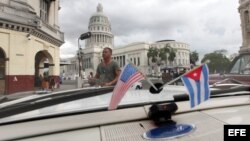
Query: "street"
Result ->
[[0, 78, 163, 104]]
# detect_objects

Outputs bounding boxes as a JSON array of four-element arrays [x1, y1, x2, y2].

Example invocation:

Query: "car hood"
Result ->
[[0, 85, 186, 124], [209, 73, 228, 85]]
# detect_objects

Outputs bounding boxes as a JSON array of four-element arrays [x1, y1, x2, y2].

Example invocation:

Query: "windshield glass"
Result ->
[[230, 54, 250, 74], [0, 0, 248, 123]]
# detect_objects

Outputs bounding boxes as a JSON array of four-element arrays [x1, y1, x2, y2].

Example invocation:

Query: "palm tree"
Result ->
[[147, 47, 158, 65], [159, 45, 170, 62], [147, 47, 159, 76], [158, 48, 167, 62], [147, 44, 175, 76], [190, 51, 199, 65], [168, 48, 176, 66]]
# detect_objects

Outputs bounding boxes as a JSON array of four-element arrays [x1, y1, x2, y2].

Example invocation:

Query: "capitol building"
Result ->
[[62, 3, 190, 79]]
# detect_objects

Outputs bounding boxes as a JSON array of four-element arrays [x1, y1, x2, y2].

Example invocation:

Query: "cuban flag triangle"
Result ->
[[181, 64, 210, 108], [108, 63, 144, 110]]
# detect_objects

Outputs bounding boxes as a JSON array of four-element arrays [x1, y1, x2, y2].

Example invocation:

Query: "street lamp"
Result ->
[[78, 32, 91, 78]]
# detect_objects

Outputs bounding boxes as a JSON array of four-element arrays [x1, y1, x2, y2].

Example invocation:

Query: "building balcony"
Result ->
[[38, 19, 64, 42]]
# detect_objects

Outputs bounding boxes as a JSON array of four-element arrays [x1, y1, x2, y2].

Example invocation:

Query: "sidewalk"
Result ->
[[0, 84, 77, 103]]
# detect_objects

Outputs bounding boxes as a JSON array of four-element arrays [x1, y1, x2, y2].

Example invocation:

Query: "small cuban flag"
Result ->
[[181, 64, 210, 108]]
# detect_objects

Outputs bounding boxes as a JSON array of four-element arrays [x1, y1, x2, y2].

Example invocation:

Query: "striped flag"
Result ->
[[181, 64, 210, 108], [108, 63, 144, 110]]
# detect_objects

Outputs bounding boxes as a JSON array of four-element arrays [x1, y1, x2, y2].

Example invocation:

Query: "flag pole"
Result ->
[[127, 60, 159, 91]]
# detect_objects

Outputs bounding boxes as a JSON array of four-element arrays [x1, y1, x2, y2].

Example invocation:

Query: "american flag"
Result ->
[[108, 64, 144, 110], [181, 64, 210, 108]]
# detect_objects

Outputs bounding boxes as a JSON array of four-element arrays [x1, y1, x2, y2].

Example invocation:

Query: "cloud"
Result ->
[[60, 41, 77, 59], [59, 0, 242, 61]]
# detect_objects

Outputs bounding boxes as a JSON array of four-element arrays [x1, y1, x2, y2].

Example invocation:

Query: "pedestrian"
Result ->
[[42, 77, 49, 91], [88, 47, 120, 86], [49, 77, 55, 91], [39, 74, 43, 89], [88, 72, 94, 78], [88, 72, 95, 86], [162, 70, 172, 84]]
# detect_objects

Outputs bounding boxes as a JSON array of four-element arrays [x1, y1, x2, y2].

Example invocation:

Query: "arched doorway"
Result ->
[[34, 51, 54, 87], [0, 48, 6, 94]]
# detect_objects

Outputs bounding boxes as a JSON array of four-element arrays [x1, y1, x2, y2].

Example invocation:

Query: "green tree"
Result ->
[[147, 46, 169, 63], [201, 51, 231, 74], [147, 44, 176, 66], [159, 48, 167, 61], [147, 47, 159, 64], [168, 48, 176, 66], [190, 51, 199, 65]]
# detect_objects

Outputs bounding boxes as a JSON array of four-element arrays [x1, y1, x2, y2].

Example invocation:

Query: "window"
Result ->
[[40, 0, 50, 22], [239, 55, 250, 74], [85, 58, 92, 68], [230, 55, 250, 74], [230, 58, 241, 74], [244, 11, 249, 24], [123, 55, 125, 66], [120, 56, 122, 67]]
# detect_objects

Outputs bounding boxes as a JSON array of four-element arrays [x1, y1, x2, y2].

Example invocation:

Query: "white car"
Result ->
[[0, 84, 249, 141], [130, 81, 143, 90]]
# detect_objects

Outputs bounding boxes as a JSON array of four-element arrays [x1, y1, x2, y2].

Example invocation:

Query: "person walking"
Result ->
[[88, 47, 120, 86], [162, 70, 172, 84], [49, 77, 55, 91]]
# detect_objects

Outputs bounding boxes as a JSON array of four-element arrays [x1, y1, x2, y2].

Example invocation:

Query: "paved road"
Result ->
[[0, 82, 77, 103], [0, 78, 164, 104], [61, 79, 76, 85]]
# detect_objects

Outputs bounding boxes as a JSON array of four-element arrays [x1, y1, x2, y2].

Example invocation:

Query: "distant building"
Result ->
[[239, 0, 250, 53], [60, 58, 78, 80], [0, 0, 64, 94], [150, 40, 190, 66], [63, 3, 190, 79], [82, 3, 114, 75]]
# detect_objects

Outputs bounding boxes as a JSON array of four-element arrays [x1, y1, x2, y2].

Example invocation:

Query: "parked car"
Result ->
[[209, 52, 250, 85]]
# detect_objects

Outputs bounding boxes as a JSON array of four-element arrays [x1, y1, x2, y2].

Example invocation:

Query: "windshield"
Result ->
[[230, 54, 250, 74], [0, 0, 248, 124]]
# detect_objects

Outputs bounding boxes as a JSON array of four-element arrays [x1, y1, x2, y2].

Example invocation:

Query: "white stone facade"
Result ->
[[239, 0, 250, 53], [150, 40, 190, 67], [112, 42, 150, 75], [0, 0, 64, 94]]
